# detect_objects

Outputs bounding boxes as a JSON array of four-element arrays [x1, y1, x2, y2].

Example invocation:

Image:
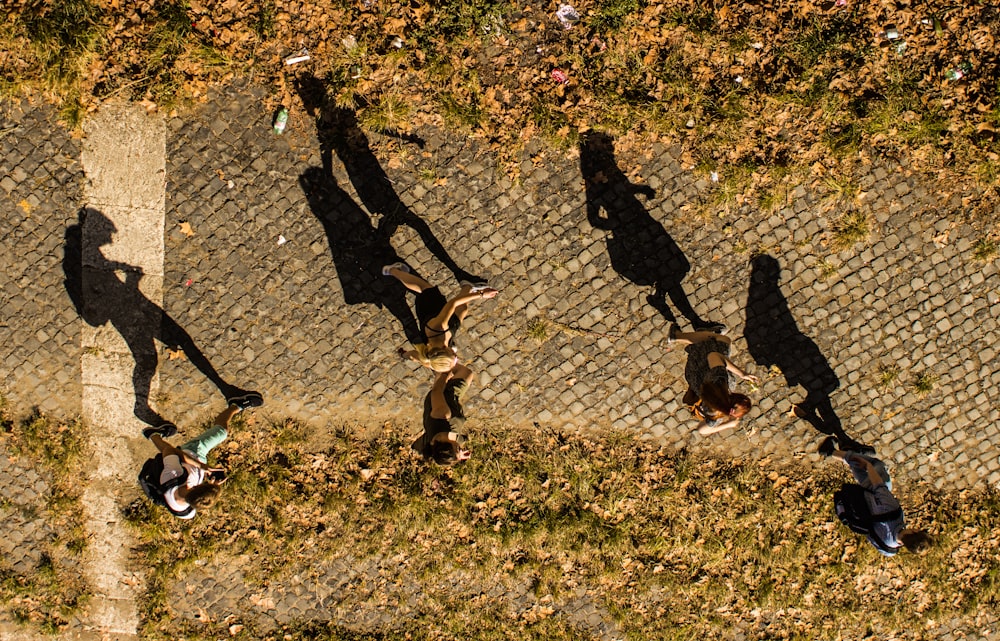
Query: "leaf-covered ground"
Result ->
[[3, 1, 1000, 205], [128, 415, 1000, 641]]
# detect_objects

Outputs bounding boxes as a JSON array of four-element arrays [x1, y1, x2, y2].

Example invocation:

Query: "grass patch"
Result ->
[[911, 373, 937, 396], [830, 209, 871, 249], [19, 0, 106, 89], [526, 318, 549, 343], [876, 364, 901, 391], [359, 92, 412, 133], [973, 237, 998, 261], [126, 414, 1000, 641], [818, 259, 838, 281], [0, 400, 90, 633]]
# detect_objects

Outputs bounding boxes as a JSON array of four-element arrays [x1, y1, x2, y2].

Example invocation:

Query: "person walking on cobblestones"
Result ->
[[819, 437, 932, 556], [63, 209, 259, 429], [581, 132, 725, 333], [412, 365, 474, 465], [140, 393, 263, 519], [384, 263, 497, 372], [671, 326, 758, 435]]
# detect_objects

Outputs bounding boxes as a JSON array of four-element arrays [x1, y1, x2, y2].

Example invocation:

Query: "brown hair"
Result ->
[[700, 383, 752, 419], [185, 483, 221, 510], [900, 530, 933, 553], [428, 440, 467, 466]]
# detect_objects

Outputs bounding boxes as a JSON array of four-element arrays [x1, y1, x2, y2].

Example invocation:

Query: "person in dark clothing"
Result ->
[[820, 436, 932, 556], [383, 262, 497, 372], [412, 365, 474, 465]]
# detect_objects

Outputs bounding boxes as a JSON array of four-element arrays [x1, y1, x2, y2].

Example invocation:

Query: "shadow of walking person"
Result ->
[[744, 254, 871, 451], [294, 78, 423, 344], [580, 132, 723, 331], [295, 75, 482, 286], [62, 208, 253, 428]]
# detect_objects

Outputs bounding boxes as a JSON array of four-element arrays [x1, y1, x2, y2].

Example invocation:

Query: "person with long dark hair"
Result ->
[[672, 326, 758, 435]]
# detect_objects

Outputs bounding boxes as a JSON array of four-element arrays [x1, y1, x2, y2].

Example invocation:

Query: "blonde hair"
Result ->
[[413, 344, 456, 372]]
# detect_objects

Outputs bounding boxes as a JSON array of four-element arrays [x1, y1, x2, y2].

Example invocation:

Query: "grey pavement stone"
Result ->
[[0, 102, 83, 418]]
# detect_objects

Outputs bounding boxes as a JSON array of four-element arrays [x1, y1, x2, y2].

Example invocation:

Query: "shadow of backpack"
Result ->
[[833, 482, 903, 555], [138, 454, 194, 518]]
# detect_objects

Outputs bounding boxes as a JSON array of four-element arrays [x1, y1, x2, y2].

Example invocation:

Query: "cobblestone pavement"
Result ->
[[165, 552, 623, 641], [2, 83, 1000, 639], [155, 81, 999, 490], [0, 101, 83, 418]]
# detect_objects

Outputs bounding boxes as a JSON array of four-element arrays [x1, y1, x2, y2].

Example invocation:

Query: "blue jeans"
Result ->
[[179, 425, 227, 464]]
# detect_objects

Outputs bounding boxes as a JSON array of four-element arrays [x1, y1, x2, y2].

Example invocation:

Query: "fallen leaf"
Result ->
[[179, 221, 195, 237], [167, 348, 186, 361]]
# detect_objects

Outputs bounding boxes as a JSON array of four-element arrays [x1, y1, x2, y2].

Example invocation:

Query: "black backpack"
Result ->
[[833, 482, 903, 554], [138, 454, 193, 518]]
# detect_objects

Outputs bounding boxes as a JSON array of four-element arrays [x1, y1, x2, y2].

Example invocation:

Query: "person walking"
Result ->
[[139, 393, 262, 519], [383, 263, 497, 372], [670, 326, 757, 435], [412, 365, 474, 465], [820, 437, 932, 556]]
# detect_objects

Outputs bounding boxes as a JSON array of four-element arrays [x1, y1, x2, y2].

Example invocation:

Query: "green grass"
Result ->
[[526, 318, 549, 343], [359, 93, 411, 133], [912, 373, 937, 396], [593, 0, 646, 32], [0, 401, 90, 633], [973, 237, 998, 261], [20, 0, 106, 89], [876, 364, 901, 390], [830, 210, 870, 249]]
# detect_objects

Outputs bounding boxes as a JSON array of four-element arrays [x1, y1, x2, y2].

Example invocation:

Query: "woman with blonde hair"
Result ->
[[383, 263, 497, 372]]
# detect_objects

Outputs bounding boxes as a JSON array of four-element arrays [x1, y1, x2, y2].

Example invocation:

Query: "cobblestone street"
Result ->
[[2, 84, 999, 640]]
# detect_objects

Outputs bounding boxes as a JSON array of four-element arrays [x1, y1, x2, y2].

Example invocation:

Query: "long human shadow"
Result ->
[[295, 75, 481, 286], [294, 79, 423, 344], [62, 208, 249, 428], [580, 131, 720, 329], [744, 254, 869, 450]]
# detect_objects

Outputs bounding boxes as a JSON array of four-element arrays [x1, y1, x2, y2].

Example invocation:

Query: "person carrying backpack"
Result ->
[[819, 436, 932, 556], [139, 393, 262, 519]]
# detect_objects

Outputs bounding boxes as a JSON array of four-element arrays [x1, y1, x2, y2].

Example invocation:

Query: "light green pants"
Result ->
[[179, 425, 227, 464]]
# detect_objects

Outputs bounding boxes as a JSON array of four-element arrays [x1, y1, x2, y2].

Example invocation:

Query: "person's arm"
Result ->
[[428, 289, 498, 331], [398, 347, 420, 362], [150, 434, 185, 459], [846, 453, 887, 488], [429, 371, 452, 420], [723, 356, 759, 384], [697, 417, 739, 435]]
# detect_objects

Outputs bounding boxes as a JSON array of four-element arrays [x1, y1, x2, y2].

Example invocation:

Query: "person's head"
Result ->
[[415, 344, 459, 372], [728, 393, 752, 418], [428, 437, 471, 466], [899, 529, 933, 554], [701, 383, 753, 419], [185, 482, 222, 511]]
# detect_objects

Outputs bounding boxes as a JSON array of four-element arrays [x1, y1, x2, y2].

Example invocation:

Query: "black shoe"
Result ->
[[143, 423, 177, 440], [227, 392, 264, 411], [696, 322, 728, 335], [817, 436, 837, 457], [843, 442, 877, 457], [667, 322, 679, 345]]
